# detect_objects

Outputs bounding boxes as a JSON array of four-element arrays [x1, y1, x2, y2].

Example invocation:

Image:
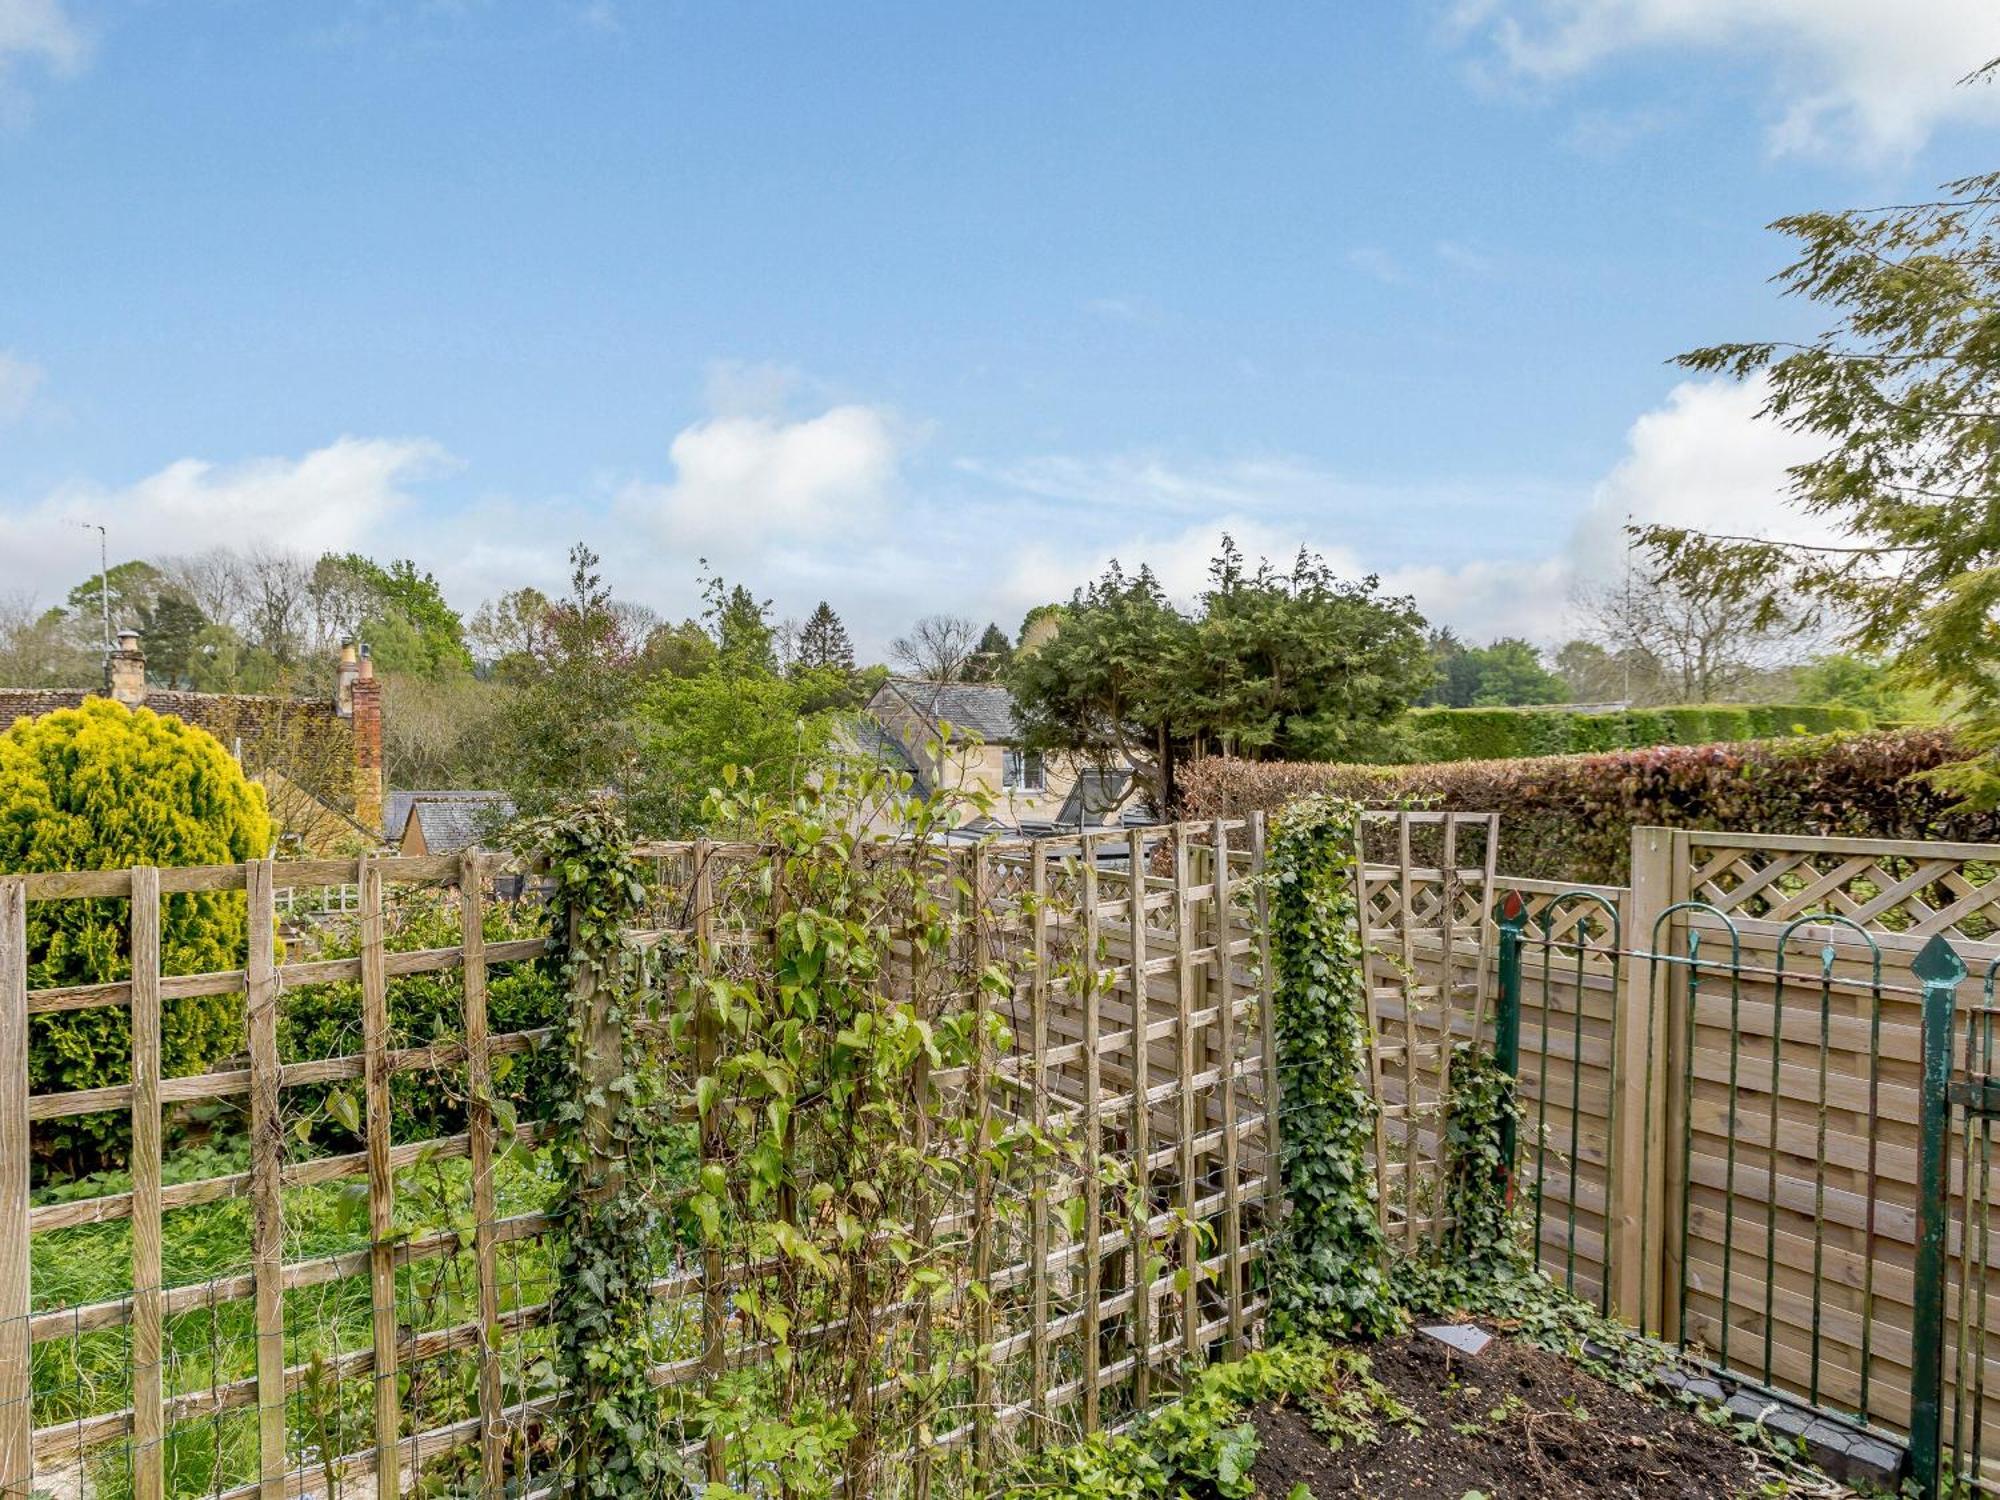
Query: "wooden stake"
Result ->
[[1213, 822, 1244, 1357], [459, 853, 505, 1495], [0, 880, 32, 1500], [1080, 836, 1104, 1432], [129, 867, 163, 1500], [1028, 842, 1051, 1444], [360, 856, 402, 1500], [246, 859, 287, 1500], [1174, 829, 1200, 1366], [1126, 827, 1152, 1409]]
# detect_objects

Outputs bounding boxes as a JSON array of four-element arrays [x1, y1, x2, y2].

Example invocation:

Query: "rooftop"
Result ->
[[875, 678, 1020, 743]]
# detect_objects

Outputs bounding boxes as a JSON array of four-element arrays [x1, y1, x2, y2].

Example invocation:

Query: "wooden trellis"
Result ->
[[1352, 809, 1499, 1249], [0, 818, 1280, 1499]]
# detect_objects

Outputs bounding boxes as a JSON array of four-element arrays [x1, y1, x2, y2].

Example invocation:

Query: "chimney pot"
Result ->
[[335, 638, 360, 718]]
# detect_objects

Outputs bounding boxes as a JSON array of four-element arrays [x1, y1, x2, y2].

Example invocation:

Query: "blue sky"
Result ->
[[3, 1, 1999, 654]]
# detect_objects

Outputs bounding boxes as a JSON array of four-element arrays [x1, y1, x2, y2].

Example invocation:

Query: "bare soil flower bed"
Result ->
[[1246, 1330, 1811, 1499]]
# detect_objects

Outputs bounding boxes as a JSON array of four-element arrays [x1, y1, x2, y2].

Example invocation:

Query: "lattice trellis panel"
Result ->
[[1689, 833, 2000, 947], [1353, 810, 1499, 1250]]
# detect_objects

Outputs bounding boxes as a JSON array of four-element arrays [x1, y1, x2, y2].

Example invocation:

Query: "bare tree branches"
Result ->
[[888, 614, 981, 681]]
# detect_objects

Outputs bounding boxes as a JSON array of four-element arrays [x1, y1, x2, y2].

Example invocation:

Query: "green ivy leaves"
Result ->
[[1264, 795, 1400, 1342]]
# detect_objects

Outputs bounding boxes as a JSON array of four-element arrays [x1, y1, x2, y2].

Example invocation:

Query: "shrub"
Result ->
[[1399, 702, 1867, 764], [1182, 726, 1996, 886], [0, 699, 274, 1174], [278, 891, 565, 1152]]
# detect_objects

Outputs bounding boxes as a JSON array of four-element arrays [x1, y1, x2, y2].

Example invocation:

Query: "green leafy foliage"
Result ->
[[497, 545, 646, 820], [1642, 171, 2000, 806], [277, 892, 565, 1151], [1420, 633, 1569, 709], [515, 796, 682, 1498], [1263, 794, 1400, 1340], [1008, 537, 1431, 811], [794, 600, 857, 675], [1401, 702, 1865, 763], [997, 1342, 1340, 1500], [1418, 1044, 1528, 1308], [0, 699, 273, 1174], [630, 668, 838, 835]]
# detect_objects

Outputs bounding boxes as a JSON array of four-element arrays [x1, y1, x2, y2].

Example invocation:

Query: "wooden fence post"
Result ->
[[129, 867, 164, 1500], [0, 879, 31, 1500], [359, 856, 403, 1500], [459, 852, 506, 1496], [245, 858, 288, 1500], [1124, 827, 1152, 1412], [1615, 826, 1679, 1336]]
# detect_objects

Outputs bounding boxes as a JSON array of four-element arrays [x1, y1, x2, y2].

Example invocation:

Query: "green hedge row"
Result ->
[[1400, 702, 1870, 763], [1181, 727, 1994, 886]]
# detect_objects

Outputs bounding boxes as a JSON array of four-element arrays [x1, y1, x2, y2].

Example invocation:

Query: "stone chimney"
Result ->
[[351, 644, 385, 835], [107, 629, 147, 708], [335, 639, 360, 719]]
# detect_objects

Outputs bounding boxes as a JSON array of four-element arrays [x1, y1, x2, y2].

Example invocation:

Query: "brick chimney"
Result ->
[[351, 644, 385, 835], [107, 629, 147, 708]]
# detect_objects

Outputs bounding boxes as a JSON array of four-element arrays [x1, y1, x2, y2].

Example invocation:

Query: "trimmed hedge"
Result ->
[[1, 699, 274, 1177], [1401, 702, 1870, 764], [1182, 727, 1995, 886]]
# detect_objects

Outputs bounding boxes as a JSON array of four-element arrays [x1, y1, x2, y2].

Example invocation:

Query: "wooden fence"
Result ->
[[1353, 821, 2000, 1490], [0, 817, 1278, 1499]]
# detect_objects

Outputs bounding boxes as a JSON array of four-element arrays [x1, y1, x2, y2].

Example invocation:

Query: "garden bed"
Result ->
[[1245, 1330, 1815, 1499]]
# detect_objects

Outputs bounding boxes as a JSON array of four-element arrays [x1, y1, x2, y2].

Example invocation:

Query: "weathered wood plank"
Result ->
[[246, 858, 288, 1500], [129, 867, 163, 1500]]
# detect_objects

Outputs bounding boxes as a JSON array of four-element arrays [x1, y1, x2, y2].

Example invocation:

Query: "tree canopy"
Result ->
[[1420, 634, 1568, 708], [1007, 538, 1431, 810], [1643, 167, 2000, 800]]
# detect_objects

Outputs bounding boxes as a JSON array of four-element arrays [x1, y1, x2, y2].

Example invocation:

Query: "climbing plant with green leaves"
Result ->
[[517, 796, 684, 1498], [1262, 794, 1400, 1340], [668, 757, 1047, 1497], [1411, 1042, 1528, 1310]]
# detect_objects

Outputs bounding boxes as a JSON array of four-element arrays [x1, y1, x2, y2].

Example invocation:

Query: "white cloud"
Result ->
[[0, 0, 86, 119], [0, 436, 452, 599], [962, 451, 1346, 519], [1456, 0, 2000, 157], [619, 403, 904, 556], [0, 351, 44, 422], [1387, 375, 1828, 641], [966, 377, 1829, 651]]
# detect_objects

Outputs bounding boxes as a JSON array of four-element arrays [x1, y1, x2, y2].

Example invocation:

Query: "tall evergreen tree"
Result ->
[[964, 622, 1013, 681], [795, 601, 856, 674], [1643, 156, 2000, 800]]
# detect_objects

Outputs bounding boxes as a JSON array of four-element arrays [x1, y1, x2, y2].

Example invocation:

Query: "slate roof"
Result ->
[[835, 714, 931, 794], [392, 791, 515, 855], [879, 678, 1021, 743]]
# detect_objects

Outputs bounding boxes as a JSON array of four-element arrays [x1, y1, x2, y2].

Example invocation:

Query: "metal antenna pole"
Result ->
[[1621, 511, 1633, 704], [76, 521, 110, 650]]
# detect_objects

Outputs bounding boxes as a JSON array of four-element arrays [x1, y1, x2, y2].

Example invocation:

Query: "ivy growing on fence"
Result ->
[[1424, 1042, 1528, 1307], [519, 797, 682, 1498], [1262, 794, 1400, 1340]]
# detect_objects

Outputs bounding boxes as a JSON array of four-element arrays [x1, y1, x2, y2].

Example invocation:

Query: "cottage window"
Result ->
[[1003, 749, 1045, 792]]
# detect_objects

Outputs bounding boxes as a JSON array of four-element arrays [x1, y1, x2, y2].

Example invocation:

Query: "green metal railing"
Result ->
[[1493, 889, 1622, 1313], [1490, 897, 1991, 1499]]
